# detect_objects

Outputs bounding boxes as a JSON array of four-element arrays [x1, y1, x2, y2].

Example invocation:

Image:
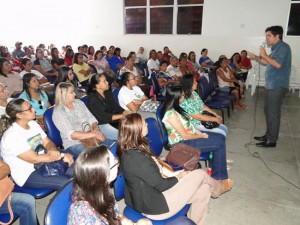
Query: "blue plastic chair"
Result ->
[[113, 172, 190, 225], [13, 185, 55, 199], [199, 77, 231, 122], [145, 118, 163, 156], [44, 180, 73, 225], [112, 87, 121, 104], [0, 213, 19, 224], [43, 107, 63, 148], [151, 73, 165, 102], [80, 95, 88, 105]]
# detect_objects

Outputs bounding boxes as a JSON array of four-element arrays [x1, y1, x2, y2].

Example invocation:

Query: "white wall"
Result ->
[[1, 0, 299, 67]]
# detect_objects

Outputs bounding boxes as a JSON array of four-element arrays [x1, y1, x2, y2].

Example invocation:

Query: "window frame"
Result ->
[[123, 0, 204, 35], [286, 0, 300, 36]]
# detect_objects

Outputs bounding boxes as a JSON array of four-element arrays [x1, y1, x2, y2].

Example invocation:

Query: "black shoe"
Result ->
[[256, 141, 276, 148], [254, 135, 267, 142]]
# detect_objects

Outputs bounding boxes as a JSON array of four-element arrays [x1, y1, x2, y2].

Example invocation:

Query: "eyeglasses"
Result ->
[[38, 100, 43, 109], [110, 157, 119, 170], [21, 105, 33, 112]]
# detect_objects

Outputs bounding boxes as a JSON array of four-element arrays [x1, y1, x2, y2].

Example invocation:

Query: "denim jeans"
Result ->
[[264, 87, 288, 142], [181, 132, 228, 180], [195, 124, 228, 137], [165, 216, 196, 225], [22, 165, 74, 191], [99, 124, 118, 140], [65, 139, 116, 157], [0, 192, 37, 225]]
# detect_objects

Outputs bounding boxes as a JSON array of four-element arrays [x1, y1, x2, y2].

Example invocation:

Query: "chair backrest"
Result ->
[[145, 118, 163, 157], [208, 70, 219, 91], [113, 87, 121, 104], [156, 104, 170, 149], [199, 76, 212, 101], [43, 106, 63, 147], [80, 95, 88, 105], [114, 171, 125, 201], [151, 73, 161, 95], [44, 180, 73, 225]]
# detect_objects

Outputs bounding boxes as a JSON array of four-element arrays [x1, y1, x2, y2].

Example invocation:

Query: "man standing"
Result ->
[[249, 25, 291, 147]]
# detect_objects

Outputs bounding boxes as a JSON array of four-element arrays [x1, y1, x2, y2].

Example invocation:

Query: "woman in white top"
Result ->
[[87, 50, 109, 74], [20, 58, 48, 84], [0, 98, 74, 190], [147, 49, 160, 76]]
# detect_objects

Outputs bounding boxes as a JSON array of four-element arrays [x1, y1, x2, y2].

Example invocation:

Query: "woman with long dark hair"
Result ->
[[87, 73, 129, 139], [55, 66, 86, 98], [0, 98, 74, 190], [50, 47, 66, 70], [19, 73, 51, 128], [118, 113, 231, 225], [161, 85, 233, 186], [180, 74, 228, 137], [68, 145, 151, 225]]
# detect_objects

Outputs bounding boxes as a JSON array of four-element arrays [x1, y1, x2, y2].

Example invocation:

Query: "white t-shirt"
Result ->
[[19, 70, 46, 80], [167, 64, 181, 77], [1, 121, 47, 186], [147, 58, 159, 75], [0, 98, 13, 116], [118, 86, 144, 111]]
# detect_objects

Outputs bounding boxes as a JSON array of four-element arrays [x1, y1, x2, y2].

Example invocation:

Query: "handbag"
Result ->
[[0, 177, 14, 225], [80, 122, 102, 149], [201, 110, 219, 129], [166, 143, 200, 171], [34, 144, 68, 177], [140, 100, 160, 113]]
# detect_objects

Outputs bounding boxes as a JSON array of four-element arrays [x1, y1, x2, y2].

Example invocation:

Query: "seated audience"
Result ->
[[240, 50, 252, 82], [147, 49, 160, 76], [0, 58, 23, 97], [20, 58, 48, 84], [37, 43, 50, 58], [118, 113, 231, 225], [50, 47, 66, 70], [87, 45, 95, 60], [156, 60, 176, 96], [34, 48, 58, 83], [136, 47, 147, 64], [106, 50, 124, 73], [3, 52, 22, 73], [23, 46, 36, 63], [100, 46, 107, 55], [216, 56, 247, 109], [114, 47, 125, 63], [87, 50, 109, 74], [53, 82, 115, 157], [118, 72, 149, 114], [119, 55, 143, 85], [180, 74, 228, 137], [55, 66, 86, 98], [199, 49, 215, 73], [0, 83, 12, 115], [0, 98, 74, 190], [188, 51, 202, 73], [12, 41, 26, 59], [19, 73, 51, 128], [0, 159, 38, 225], [81, 44, 89, 62], [72, 53, 93, 87], [167, 56, 181, 80], [68, 145, 151, 225], [86, 74, 126, 140], [64, 48, 74, 67], [179, 55, 193, 77], [161, 85, 233, 186], [0, 45, 8, 57], [162, 46, 174, 63]]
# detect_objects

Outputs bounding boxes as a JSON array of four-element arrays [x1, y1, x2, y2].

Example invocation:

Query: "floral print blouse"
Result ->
[[67, 200, 120, 225], [180, 91, 204, 126], [162, 109, 197, 145]]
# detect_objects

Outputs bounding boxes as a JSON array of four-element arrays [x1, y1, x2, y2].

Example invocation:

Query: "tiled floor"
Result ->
[[15, 88, 300, 225]]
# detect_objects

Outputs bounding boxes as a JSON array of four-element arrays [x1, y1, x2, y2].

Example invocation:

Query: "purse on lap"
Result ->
[[166, 143, 200, 171], [0, 177, 14, 225], [80, 122, 102, 149], [201, 110, 219, 129], [34, 144, 68, 177]]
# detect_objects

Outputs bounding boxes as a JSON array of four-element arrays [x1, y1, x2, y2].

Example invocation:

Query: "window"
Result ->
[[287, 0, 300, 36], [124, 0, 204, 34]]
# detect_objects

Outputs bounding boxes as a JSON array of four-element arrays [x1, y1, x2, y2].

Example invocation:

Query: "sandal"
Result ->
[[220, 178, 234, 195]]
